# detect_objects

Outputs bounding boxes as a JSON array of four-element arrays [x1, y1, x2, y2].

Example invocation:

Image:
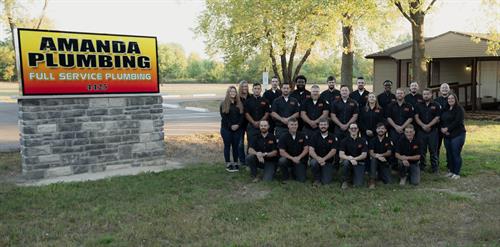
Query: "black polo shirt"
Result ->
[[386, 101, 414, 126], [434, 96, 449, 111], [278, 131, 308, 162], [359, 106, 384, 133], [395, 136, 422, 163], [339, 136, 368, 157], [377, 91, 396, 109], [249, 133, 278, 162], [405, 93, 424, 109], [320, 89, 341, 105], [301, 98, 328, 126], [369, 136, 393, 155], [244, 95, 269, 122], [330, 98, 359, 124], [349, 90, 370, 109], [415, 101, 441, 130], [309, 132, 338, 163], [271, 96, 300, 127], [263, 89, 282, 106], [290, 89, 311, 106]]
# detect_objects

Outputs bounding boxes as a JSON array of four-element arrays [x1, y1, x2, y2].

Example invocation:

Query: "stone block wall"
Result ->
[[18, 96, 166, 179]]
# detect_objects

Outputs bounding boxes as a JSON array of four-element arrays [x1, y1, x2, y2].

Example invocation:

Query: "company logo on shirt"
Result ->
[[298, 139, 304, 143], [412, 144, 419, 149], [328, 139, 333, 144], [404, 107, 410, 112], [268, 140, 274, 144]]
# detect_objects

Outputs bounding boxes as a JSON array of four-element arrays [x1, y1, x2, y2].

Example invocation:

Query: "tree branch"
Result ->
[[424, 0, 437, 14], [394, 1, 417, 26], [287, 33, 298, 84], [293, 41, 315, 80], [269, 43, 281, 84], [35, 0, 49, 29]]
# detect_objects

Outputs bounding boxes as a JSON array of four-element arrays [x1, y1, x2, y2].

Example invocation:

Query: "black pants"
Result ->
[[342, 160, 365, 186], [278, 157, 307, 182], [246, 123, 260, 146], [417, 128, 439, 172], [220, 127, 242, 163], [333, 126, 348, 167], [398, 160, 420, 185], [310, 159, 334, 184], [370, 158, 392, 184], [246, 154, 276, 181]]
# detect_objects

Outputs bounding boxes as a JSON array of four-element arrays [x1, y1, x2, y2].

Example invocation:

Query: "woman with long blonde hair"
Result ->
[[220, 85, 244, 172]]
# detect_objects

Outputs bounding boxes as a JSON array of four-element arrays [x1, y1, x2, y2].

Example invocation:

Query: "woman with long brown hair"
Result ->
[[237, 80, 249, 166], [440, 93, 466, 179], [220, 85, 244, 172], [358, 93, 384, 140]]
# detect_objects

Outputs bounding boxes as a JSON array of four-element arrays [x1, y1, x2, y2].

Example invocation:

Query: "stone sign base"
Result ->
[[18, 95, 166, 179]]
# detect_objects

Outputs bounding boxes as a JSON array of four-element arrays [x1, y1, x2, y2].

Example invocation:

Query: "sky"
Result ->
[[0, 0, 495, 58]]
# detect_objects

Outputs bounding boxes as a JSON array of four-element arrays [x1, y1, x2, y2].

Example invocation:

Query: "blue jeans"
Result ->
[[221, 127, 242, 163], [444, 132, 466, 175], [238, 129, 246, 163]]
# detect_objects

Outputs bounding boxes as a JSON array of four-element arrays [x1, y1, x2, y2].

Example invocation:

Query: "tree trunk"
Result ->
[[411, 15, 428, 86], [341, 24, 354, 89]]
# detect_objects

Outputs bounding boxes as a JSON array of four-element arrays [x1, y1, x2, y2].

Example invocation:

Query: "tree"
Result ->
[[157, 43, 187, 82], [196, 0, 338, 88], [471, 0, 499, 56], [392, 0, 438, 85]]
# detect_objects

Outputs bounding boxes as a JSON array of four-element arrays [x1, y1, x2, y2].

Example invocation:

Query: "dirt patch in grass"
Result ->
[[165, 133, 224, 165], [0, 152, 21, 183]]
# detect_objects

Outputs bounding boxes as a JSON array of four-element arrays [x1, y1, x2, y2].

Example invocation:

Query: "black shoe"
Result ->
[[233, 164, 240, 171], [226, 164, 234, 172]]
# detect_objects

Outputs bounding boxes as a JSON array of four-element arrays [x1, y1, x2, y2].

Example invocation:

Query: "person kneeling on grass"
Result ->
[[309, 117, 337, 186], [368, 123, 394, 189], [246, 120, 278, 182], [339, 123, 368, 189], [395, 124, 422, 186], [278, 117, 309, 183]]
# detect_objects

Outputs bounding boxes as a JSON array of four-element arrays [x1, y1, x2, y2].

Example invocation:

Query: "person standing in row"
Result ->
[[440, 93, 466, 179], [220, 86, 245, 172], [330, 85, 359, 142], [244, 83, 270, 145], [377, 80, 396, 109], [290, 75, 311, 106], [350, 77, 370, 111], [237, 80, 249, 166], [271, 83, 300, 139], [414, 88, 441, 173], [386, 88, 414, 145], [263, 76, 282, 135], [358, 93, 384, 141], [246, 120, 278, 182], [339, 123, 368, 189], [396, 124, 422, 186], [368, 123, 393, 188], [405, 82, 424, 109], [278, 118, 309, 183], [434, 83, 450, 170], [309, 118, 338, 186], [320, 75, 341, 105], [301, 85, 329, 139]]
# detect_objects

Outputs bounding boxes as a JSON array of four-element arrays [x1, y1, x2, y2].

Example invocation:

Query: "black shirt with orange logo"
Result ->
[[330, 98, 359, 124], [309, 132, 338, 163], [271, 96, 300, 127], [339, 136, 368, 157], [385, 101, 414, 126], [249, 133, 278, 162], [301, 98, 329, 128], [244, 95, 270, 122], [395, 136, 422, 164], [278, 132, 309, 162]]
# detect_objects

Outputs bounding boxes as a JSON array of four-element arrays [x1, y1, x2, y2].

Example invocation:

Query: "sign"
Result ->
[[262, 71, 269, 88], [15, 29, 159, 95]]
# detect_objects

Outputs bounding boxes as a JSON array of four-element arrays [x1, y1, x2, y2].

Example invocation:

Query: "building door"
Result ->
[[479, 61, 499, 101]]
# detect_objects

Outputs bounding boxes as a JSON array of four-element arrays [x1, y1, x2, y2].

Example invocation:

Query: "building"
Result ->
[[366, 31, 500, 110]]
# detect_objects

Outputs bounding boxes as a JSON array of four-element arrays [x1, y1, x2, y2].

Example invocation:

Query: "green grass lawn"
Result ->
[[0, 120, 499, 246]]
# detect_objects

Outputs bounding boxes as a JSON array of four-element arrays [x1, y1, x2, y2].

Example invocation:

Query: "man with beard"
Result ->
[[414, 88, 441, 173], [377, 80, 396, 109], [396, 124, 422, 186], [405, 82, 424, 109], [339, 123, 368, 189], [320, 75, 341, 105], [271, 83, 300, 139], [246, 120, 279, 182], [244, 83, 270, 145], [301, 85, 329, 139], [278, 118, 309, 183], [309, 118, 338, 186], [386, 88, 414, 145], [368, 123, 393, 188], [349, 77, 370, 110], [290, 75, 311, 106]]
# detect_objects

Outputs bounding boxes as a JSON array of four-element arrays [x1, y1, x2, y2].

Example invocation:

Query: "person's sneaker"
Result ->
[[368, 180, 375, 189], [451, 174, 460, 180], [444, 172, 454, 177], [252, 177, 260, 183], [341, 182, 349, 190], [399, 177, 407, 186], [233, 163, 240, 172], [225, 163, 234, 172]]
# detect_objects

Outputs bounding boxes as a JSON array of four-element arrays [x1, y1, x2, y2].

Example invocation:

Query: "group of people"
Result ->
[[219, 75, 466, 188]]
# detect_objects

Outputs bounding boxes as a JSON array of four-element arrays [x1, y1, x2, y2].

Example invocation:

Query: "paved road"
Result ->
[[0, 97, 221, 151]]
